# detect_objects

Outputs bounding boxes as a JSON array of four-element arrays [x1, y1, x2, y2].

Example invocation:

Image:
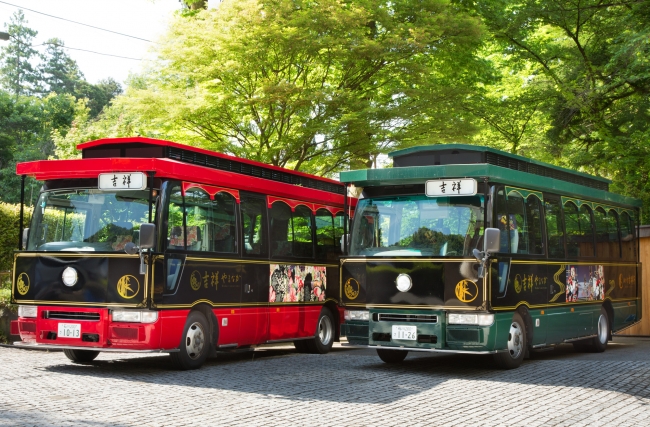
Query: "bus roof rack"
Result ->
[[388, 144, 609, 191], [78, 137, 345, 195]]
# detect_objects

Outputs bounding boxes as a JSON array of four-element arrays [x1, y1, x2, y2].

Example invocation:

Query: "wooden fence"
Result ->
[[617, 225, 650, 336]]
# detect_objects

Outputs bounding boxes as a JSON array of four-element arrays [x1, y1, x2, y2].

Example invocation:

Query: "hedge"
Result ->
[[0, 203, 31, 272]]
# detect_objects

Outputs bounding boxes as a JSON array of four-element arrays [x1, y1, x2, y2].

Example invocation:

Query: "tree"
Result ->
[[39, 38, 85, 96], [119, 0, 483, 176], [0, 10, 41, 96], [465, 0, 650, 220]]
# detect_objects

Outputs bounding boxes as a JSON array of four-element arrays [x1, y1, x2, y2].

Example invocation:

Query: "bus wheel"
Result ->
[[306, 307, 335, 354], [63, 349, 99, 363], [377, 349, 408, 364], [493, 312, 526, 369], [170, 311, 210, 370], [592, 307, 609, 353]]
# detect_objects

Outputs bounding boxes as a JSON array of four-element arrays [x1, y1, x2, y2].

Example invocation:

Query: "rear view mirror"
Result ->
[[340, 234, 349, 253], [483, 228, 500, 254], [22, 228, 29, 250], [139, 223, 156, 250]]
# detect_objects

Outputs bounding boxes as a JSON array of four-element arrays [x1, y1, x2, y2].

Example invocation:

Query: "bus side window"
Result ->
[[505, 191, 544, 255], [211, 192, 237, 253], [241, 195, 267, 257], [184, 188, 210, 251], [270, 202, 314, 259], [620, 211, 636, 261], [594, 207, 620, 259], [495, 187, 510, 253], [167, 186, 185, 249], [544, 197, 565, 258], [564, 202, 595, 257], [316, 208, 338, 261]]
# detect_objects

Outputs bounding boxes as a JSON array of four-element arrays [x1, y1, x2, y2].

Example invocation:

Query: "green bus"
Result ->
[[339, 144, 641, 369]]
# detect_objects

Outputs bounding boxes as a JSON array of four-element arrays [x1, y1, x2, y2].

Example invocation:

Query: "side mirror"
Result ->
[[483, 228, 500, 253], [139, 223, 156, 249], [22, 228, 29, 250]]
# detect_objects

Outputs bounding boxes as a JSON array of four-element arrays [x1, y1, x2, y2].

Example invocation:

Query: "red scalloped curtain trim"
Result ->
[[267, 196, 316, 213], [182, 182, 240, 203]]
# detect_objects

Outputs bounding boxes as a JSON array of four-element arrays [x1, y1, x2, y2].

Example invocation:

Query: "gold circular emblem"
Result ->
[[344, 278, 360, 300], [514, 274, 522, 294], [190, 270, 202, 291], [16, 272, 30, 296], [455, 279, 478, 303], [117, 275, 140, 299]]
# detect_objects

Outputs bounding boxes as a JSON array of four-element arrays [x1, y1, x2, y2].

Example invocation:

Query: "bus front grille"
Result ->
[[43, 311, 100, 321], [375, 313, 438, 323]]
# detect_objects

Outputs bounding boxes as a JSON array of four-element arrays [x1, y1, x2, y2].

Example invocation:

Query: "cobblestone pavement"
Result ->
[[1, 337, 650, 427]]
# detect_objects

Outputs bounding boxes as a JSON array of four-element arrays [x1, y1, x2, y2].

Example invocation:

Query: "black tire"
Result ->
[[377, 348, 408, 364], [306, 307, 335, 354], [493, 312, 526, 369], [169, 311, 211, 370], [591, 307, 609, 352], [293, 339, 310, 353], [63, 349, 99, 363], [572, 307, 609, 353]]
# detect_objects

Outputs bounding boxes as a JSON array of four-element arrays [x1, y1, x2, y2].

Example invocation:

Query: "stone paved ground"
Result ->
[[1, 337, 649, 427]]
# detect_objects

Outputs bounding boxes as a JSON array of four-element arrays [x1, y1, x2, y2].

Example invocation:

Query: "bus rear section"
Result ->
[[339, 144, 642, 368], [12, 137, 352, 369]]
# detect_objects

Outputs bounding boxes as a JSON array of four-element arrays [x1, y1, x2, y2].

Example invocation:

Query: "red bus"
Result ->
[[11, 137, 352, 369]]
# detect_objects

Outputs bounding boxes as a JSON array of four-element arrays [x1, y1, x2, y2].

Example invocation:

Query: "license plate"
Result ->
[[58, 323, 81, 339], [392, 325, 417, 341]]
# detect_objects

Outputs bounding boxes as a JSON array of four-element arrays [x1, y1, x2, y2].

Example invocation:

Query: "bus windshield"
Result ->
[[349, 195, 484, 257], [27, 189, 154, 252]]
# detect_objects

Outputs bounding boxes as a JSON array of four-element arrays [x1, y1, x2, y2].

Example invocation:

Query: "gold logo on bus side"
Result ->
[[190, 270, 202, 291], [455, 279, 478, 303], [117, 275, 140, 299], [16, 272, 30, 295], [514, 274, 522, 294], [344, 278, 360, 300]]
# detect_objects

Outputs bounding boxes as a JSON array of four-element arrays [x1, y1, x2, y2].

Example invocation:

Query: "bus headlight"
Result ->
[[395, 274, 412, 292], [344, 310, 369, 321], [18, 305, 37, 318], [112, 310, 158, 324], [61, 267, 78, 287], [448, 313, 494, 326]]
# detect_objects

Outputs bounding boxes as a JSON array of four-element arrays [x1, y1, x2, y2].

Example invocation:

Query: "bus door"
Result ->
[[238, 193, 269, 345]]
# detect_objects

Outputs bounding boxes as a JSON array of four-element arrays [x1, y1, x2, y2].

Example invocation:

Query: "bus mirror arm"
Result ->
[[473, 228, 500, 279]]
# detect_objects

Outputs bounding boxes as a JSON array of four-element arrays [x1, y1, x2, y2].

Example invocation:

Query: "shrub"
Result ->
[[0, 202, 32, 272]]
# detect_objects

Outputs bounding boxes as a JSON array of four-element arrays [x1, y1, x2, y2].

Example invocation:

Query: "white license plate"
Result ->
[[392, 325, 417, 341], [58, 323, 81, 339]]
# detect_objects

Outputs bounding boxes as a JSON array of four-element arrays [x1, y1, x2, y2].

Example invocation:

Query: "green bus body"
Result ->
[[339, 144, 641, 366]]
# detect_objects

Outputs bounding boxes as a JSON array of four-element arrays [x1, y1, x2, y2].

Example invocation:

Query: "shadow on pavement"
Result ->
[[38, 337, 650, 405]]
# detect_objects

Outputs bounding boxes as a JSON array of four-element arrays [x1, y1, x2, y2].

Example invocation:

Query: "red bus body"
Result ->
[[12, 137, 353, 367]]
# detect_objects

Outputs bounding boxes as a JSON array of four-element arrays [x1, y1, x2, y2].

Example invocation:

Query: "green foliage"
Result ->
[[0, 202, 31, 272], [114, 0, 483, 176], [465, 0, 650, 221]]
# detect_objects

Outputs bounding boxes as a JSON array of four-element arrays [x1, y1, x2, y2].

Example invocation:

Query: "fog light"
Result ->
[[344, 310, 369, 321], [18, 305, 37, 318], [62, 267, 78, 287], [448, 313, 494, 326], [112, 310, 158, 323]]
